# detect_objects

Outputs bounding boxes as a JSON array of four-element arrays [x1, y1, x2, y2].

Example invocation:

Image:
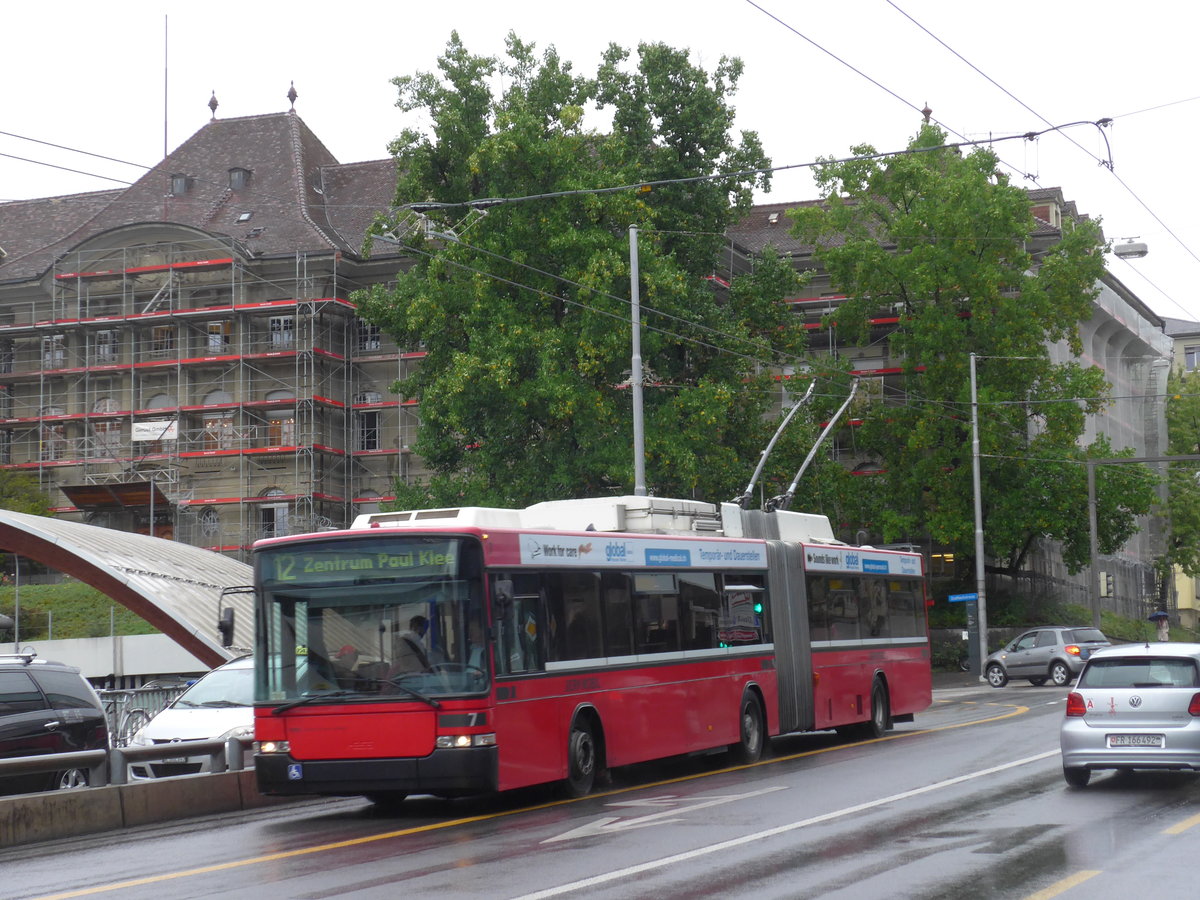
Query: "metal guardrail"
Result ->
[[0, 737, 251, 792], [97, 686, 189, 746]]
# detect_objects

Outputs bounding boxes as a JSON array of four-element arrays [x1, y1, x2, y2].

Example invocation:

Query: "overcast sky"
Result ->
[[4, 1, 1198, 320]]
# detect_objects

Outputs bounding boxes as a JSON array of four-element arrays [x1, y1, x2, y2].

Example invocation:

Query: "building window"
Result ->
[[95, 330, 118, 362], [355, 391, 383, 405], [0, 430, 10, 464], [93, 420, 121, 454], [198, 506, 221, 538], [229, 167, 252, 191], [150, 326, 176, 358], [1185, 345, 1200, 371], [269, 316, 293, 348], [207, 321, 232, 351], [267, 416, 296, 447], [203, 414, 234, 450], [357, 411, 380, 451], [42, 334, 66, 368], [357, 321, 382, 352], [261, 489, 289, 538], [40, 410, 66, 461]]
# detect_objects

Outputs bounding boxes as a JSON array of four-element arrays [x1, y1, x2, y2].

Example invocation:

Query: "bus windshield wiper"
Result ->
[[272, 689, 368, 714], [377, 677, 441, 708]]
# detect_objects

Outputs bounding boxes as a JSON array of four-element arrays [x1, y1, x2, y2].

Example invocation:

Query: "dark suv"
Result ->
[[0, 652, 109, 795], [984, 626, 1110, 688]]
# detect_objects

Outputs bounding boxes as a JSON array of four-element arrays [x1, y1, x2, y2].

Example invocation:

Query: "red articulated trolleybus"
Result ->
[[252, 496, 930, 804]]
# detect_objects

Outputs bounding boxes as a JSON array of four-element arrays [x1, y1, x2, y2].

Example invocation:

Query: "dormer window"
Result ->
[[229, 167, 252, 190], [170, 173, 193, 195]]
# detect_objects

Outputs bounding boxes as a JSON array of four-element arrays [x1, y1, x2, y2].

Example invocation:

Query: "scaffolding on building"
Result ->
[[0, 236, 425, 558]]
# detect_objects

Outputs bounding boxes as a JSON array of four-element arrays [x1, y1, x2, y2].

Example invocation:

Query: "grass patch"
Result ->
[[0, 582, 159, 640]]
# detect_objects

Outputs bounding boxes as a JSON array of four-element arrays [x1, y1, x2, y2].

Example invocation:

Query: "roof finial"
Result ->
[[209, 91, 219, 121], [921, 103, 932, 124], [287, 81, 298, 112]]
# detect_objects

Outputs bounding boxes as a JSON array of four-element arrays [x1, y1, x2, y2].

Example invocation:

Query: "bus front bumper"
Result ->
[[255, 746, 499, 797]]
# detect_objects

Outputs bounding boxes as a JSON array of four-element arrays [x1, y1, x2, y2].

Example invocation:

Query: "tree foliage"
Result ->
[[1160, 369, 1200, 579], [0, 469, 50, 516], [789, 125, 1157, 574], [358, 33, 807, 507]]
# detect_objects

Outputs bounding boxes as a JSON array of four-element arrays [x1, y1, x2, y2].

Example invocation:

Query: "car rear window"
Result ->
[[32, 669, 100, 710], [1065, 628, 1106, 644], [1079, 656, 1199, 689], [0, 670, 48, 713]]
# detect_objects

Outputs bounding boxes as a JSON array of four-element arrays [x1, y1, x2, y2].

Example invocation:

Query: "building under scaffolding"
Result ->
[[0, 106, 424, 558]]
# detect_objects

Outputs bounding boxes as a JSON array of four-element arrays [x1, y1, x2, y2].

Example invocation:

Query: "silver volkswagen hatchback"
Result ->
[[1060, 642, 1200, 787]]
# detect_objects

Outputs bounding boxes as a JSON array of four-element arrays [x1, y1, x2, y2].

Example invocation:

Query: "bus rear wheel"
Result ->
[[730, 693, 765, 764], [564, 718, 597, 798]]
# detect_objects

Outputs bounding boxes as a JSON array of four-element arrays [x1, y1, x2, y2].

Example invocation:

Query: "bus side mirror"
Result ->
[[218, 607, 235, 647]]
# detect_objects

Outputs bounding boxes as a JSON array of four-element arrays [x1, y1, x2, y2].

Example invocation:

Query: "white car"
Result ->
[[128, 655, 254, 779]]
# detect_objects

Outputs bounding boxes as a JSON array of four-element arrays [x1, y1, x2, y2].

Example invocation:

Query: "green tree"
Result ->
[[789, 125, 1157, 574], [359, 33, 806, 507], [1157, 369, 1200, 595], [0, 469, 50, 516]]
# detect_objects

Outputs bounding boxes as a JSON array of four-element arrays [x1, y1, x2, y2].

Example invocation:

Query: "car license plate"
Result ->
[[162, 757, 188, 764], [1108, 734, 1163, 748]]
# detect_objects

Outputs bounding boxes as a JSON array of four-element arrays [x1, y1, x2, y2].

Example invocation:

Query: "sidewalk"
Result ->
[[932, 669, 987, 691]]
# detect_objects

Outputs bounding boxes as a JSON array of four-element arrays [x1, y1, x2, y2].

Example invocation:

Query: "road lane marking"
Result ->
[[1021, 870, 1101, 899], [1163, 810, 1200, 835], [27, 698, 1031, 900], [543, 786, 787, 842], [510, 749, 1062, 900]]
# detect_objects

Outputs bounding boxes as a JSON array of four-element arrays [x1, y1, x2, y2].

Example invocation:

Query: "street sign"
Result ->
[[948, 592, 978, 603]]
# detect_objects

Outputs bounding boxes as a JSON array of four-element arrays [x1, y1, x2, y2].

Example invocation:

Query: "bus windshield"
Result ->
[[254, 536, 488, 703]]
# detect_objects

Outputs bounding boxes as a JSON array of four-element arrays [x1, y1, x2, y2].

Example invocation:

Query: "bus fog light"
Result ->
[[473, 733, 496, 747], [258, 740, 290, 754]]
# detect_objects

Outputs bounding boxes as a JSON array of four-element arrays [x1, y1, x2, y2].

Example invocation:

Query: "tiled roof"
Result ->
[[0, 112, 399, 282], [1162, 316, 1200, 337]]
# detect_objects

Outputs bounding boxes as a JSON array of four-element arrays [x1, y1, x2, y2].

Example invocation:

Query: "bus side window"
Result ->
[[492, 573, 545, 674], [679, 573, 719, 650], [807, 576, 829, 641], [602, 572, 634, 657], [547, 571, 603, 661]]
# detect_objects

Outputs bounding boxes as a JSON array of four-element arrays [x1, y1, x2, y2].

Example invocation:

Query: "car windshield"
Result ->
[[1065, 628, 1107, 644], [1079, 656, 1199, 689], [172, 664, 254, 708]]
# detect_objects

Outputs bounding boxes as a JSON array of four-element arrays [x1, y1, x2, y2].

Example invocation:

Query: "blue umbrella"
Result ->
[[1147, 610, 1169, 620]]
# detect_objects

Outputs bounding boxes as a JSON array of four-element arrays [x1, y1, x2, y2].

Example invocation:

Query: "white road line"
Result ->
[[511, 749, 1061, 900]]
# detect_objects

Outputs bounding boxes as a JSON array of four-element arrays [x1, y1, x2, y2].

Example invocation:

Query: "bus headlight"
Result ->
[[435, 733, 496, 749], [257, 740, 290, 754]]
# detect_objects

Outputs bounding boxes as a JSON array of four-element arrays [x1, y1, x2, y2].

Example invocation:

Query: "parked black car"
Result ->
[[0, 651, 109, 795]]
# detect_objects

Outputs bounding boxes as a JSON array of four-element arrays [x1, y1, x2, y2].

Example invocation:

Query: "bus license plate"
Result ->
[[1108, 734, 1163, 748]]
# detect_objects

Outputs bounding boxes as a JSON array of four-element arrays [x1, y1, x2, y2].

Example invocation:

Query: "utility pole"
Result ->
[[629, 226, 646, 496], [970, 353, 988, 678]]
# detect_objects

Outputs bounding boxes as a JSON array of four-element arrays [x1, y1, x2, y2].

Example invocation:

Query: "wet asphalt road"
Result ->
[[4, 679, 1200, 900]]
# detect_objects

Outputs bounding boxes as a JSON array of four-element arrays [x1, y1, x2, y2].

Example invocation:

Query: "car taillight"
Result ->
[[1064, 645, 1081, 657], [1065, 692, 1087, 717], [1189, 693, 1200, 717]]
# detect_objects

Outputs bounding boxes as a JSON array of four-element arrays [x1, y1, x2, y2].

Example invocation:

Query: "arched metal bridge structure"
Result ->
[[0, 510, 252, 667]]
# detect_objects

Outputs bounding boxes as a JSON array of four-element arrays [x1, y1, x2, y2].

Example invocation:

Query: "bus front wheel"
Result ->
[[564, 718, 597, 798]]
